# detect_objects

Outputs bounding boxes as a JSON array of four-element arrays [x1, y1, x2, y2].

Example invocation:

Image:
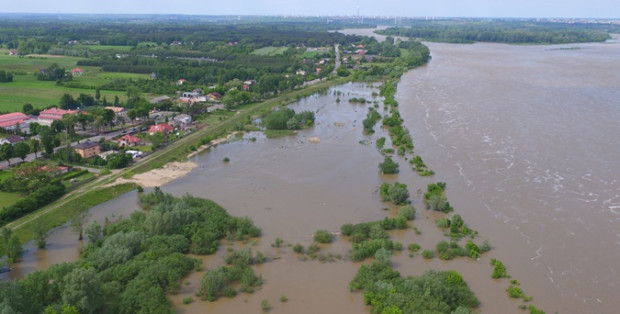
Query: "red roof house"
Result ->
[[38, 108, 78, 126], [70, 68, 84, 76], [117, 134, 142, 147], [148, 123, 174, 135], [0, 112, 30, 130]]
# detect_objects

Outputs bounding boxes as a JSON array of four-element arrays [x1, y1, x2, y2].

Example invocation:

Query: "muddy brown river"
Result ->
[[3, 32, 620, 314]]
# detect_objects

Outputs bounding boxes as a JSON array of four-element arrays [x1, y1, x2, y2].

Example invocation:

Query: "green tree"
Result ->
[[59, 94, 77, 110], [85, 221, 102, 244], [31, 138, 41, 158], [70, 211, 91, 241], [32, 219, 49, 249], [40, 129, 55, 155], [61, 267, 104, 314], [6, 233, 22, 263], [0, 143, 14, 166], [95, 88, 101, 102], [13, 141, 30, 162], [378, 156, 399, 174], [22, 103, 34, 115]]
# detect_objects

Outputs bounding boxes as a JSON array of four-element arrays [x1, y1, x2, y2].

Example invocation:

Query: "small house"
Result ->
[[74, 141, 100, 159], [8, 50, 18, 56], [117, 134, 142, 147], [172, 114, 192, 126], [207, 92, 222, 101], [70, 68, 84, 76], [177, 79, 187, 85], [0, 135, 24, 145], [148, 123, 174, 135]]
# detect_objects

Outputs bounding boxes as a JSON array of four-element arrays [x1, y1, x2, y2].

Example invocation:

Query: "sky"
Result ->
[[0, 0, 618, 19]]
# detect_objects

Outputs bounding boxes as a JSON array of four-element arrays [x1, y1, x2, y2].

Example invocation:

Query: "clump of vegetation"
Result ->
[[199, 249, 265, 301], [263, 108, 315, 130], [379, 156, 398, 174], [435, 214, 476, 240], [349, 97, 368, 103], [313, 229, 334, 243], [182, 296, 194, 304], [293, 244, 304, 254], [223, 157, 230, 162], [261, 299, 271, 312], [410, 155, 434, 176], [376, 137, 386, 149], [423, 182, 453, 212], [379, 182, 409, 205], [272, 237, 284, 248], [280, 295, 288, 303], [436, 240, 467, 260], [362, 108, 382, 133], [491, 258, 509, 279], [349, 261, 479, 313], [421, 250, 435, 259], [408, 243, 421, 252], [341, 219, 406, 262], [398, 205, 415, 220]]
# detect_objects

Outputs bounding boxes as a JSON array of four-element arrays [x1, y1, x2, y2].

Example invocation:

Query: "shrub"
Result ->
[[491, 259, 508, 279], [398, 205, 415, 220], [223, 157, 230, 162], [314, 230, 333, 243], [436, 218, 451, 228], [280, 295, 288, 303], [378, 156, 399, 174], [379, 182, 409, 205], [182, 296, 194, 304], [293, 244, 304, 254], [376, 137, 386, 149], [261, 299, 271, 312], [408, 243, 421, 252], [421, 250, 435, 259]]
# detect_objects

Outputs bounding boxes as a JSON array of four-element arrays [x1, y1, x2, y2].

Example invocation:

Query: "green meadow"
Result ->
[[252, 46, 289, 56], [72, 44, 134, 51], [0, 49, 148, 112]]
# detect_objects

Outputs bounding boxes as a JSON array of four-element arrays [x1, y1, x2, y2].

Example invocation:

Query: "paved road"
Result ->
[[0, 127, 136, 169]]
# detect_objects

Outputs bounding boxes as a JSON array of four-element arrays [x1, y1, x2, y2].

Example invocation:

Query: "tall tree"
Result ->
[[70, 211, 91, 241], [0, 143, 14, 166], [61, 268, 104, 314], [32, 219, 49, 249], [13, 141, 30, 162], [30, 138, 40, 158]]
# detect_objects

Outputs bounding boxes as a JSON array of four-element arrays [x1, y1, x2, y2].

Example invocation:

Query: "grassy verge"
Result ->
[[11, 183, 136, 246], [0, 191, 23, 209]]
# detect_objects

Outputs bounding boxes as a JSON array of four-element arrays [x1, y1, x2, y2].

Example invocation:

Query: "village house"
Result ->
[[243, 80, 257, 86], [207, 92, 222, 101], [149, 95, 171, 104], [182, 91, 200, 98], [117, 134, 142, 147], [148, 123, 174, 135], [240, 84, 250, 91], [296, 69, 307, 76], [0, 135, 24, 145], [70, 68, 84, 76], [8, 50, 18, 56], [74, 141, 100, 159], [105, 106, 127, 119], [172, 114, 192, 127], [98, 150, 119, 160], [0, 112, 31, 133], [38, 108, 77, 126], [177, 79, 187, 85]]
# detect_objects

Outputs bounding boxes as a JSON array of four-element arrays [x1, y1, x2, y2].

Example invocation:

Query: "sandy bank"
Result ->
[[110, 161, 198, 187]]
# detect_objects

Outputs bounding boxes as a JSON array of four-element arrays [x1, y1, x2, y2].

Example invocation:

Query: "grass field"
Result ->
[[73, 44, 133, 51], [252, 46, 289, 56], [0, 51, 148, 111], [0, 74, 132, 111]]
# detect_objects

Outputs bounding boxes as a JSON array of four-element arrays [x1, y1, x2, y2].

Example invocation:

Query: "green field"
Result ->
[[252, 46, 289, 56], [0, 191, 22, 208], [72, 44, 134, 51], [302, 51, 319, 58], [0, 51, 148, 111]]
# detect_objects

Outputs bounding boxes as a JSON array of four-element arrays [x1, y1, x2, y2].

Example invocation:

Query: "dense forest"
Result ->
[[0, 189, 262, 313], [378, 20, 616, 44]]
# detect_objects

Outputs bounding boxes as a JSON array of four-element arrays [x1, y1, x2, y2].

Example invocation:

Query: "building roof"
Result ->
[[39, 108, 77, 120], [0, 112, 30, 128], [118, 134, 141, 144], [2, 135, 24, 144], [148, 123, 174, 133], [74, 141, 99, 150], [71, 68, 83, 73], [150, 95, 171, 104], [105, 106, 126, 114]]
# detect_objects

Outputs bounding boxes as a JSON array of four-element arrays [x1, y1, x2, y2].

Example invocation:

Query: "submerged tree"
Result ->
[[70, 211, 91, 241]]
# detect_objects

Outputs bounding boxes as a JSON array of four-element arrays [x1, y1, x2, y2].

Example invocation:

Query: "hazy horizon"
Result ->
[[0, 1, 617, 19]]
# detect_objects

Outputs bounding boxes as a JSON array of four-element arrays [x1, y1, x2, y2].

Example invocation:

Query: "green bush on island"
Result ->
[[491, 258, 509, 279], [378, 156, 399, 174], [314, 229, 334, 243], [263, 108, 315, 130], [379, 182, 409, 205], [424, 182, 453, 213], [362, 108, 382, 133], [349, 261, 479, 313], [398, 205, 416, 220], [422, 249, 435, 259], [408, 243, 421, 252], [376, 137, 386, 149]]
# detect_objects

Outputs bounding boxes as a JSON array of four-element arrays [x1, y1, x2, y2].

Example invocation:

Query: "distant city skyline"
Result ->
[[0, 0, 618, 19]]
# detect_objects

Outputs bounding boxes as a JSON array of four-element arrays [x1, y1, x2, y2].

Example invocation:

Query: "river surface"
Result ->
[[4, 31, 620, 314]]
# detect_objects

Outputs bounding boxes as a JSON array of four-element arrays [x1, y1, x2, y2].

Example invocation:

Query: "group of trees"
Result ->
[[37, 63, 71, 82], [0, 189, 262, 313], [0, 70, 13, 82], [379, 20, 613, 44], [263, 108, 315, 130]]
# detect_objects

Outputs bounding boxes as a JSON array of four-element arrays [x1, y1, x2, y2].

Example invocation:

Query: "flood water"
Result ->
[[4, 32, 620, 314]]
